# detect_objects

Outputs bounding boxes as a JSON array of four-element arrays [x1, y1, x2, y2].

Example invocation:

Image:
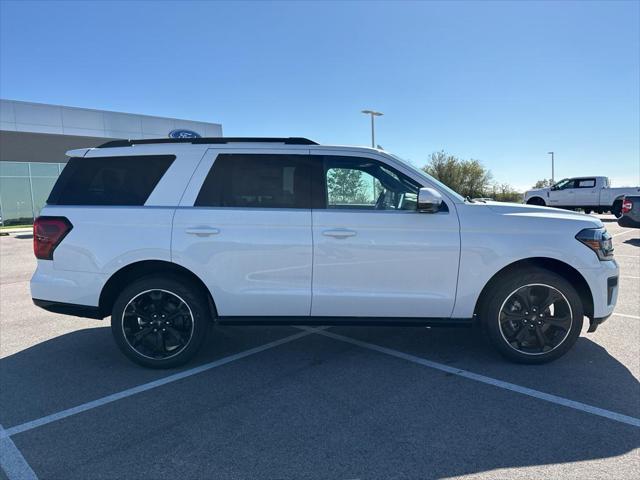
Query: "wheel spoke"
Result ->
[[544, 316, 571, 330], [540, 290, 563, 312], [534, 326, 547, 350], [131, 327, 154, 346]]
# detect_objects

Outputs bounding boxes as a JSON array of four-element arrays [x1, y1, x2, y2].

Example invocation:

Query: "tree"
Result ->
[[489, 182, 523, 203], [422, 151, 492, 198], [533, 179, 553, 189], [327, 168, 367, 204]]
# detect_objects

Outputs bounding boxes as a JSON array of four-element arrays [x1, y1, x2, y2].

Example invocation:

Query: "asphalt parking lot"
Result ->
[[1, 215, 638, 480]]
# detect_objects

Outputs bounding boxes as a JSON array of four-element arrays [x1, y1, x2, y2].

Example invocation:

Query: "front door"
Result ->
[[311, 154, 461, 318], [548, 178, 577, 207], [172, 150, 313, 317]]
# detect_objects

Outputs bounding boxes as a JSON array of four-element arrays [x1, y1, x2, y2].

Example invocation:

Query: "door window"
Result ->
[[195, 154, 312, 208], [323, 156, 420, 210], [553, 179, 576, 190], [577, 178, 596, 188]]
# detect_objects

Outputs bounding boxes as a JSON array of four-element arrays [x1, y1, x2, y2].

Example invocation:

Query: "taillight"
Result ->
[[622, 198, 633, 214], [33, 217, 73, 260]]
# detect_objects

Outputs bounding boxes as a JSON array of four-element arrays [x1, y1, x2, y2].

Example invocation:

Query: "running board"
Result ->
[[215, 316, 473, 327]]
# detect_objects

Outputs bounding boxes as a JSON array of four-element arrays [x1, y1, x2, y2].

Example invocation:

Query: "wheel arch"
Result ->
[[473, 257, 594, 320], [526, 197, 546, 206], [99, 260, 218, 319]]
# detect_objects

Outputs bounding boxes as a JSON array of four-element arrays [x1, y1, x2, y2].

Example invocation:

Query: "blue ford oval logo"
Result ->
[[168, 129, 202, 139]]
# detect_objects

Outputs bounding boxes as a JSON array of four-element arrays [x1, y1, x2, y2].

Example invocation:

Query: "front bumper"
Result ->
[[577, 260, 619, 331]]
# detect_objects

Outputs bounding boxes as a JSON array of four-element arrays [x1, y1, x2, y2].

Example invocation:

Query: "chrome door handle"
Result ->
[[322, 229, 357, 239], [185, 226, 220, 237]]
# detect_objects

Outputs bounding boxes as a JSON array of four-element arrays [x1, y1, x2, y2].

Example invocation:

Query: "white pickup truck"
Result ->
[[524, 176, 640, 217]]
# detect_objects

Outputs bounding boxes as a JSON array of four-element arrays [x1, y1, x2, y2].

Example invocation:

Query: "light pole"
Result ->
[[547, 151, 555, 183], [361, 110, 383, 148]]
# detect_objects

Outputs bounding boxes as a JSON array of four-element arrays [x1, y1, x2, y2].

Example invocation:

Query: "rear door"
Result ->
[[574, 178, 597, 207], [172, 149, 313, 317], [310, 153, 461, 318]]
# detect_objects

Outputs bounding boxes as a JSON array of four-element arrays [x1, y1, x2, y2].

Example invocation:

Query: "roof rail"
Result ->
[[96, 137, 318, 148]]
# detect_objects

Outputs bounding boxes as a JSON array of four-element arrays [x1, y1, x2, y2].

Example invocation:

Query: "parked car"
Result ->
[[524, 176, 640, 216], [618, 196, 640, 228], [31, 137, 619, 368]]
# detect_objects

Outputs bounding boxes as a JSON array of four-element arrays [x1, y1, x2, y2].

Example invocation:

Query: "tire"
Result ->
[[111, 275, 210, 368], [526, 197, 545, 206], [479, 267, 583, 364], [583, 208, 592, 214], [612, 199, 623, 218]]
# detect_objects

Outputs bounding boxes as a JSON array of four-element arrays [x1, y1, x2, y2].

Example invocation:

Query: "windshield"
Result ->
[[387, 153, 465, 202]]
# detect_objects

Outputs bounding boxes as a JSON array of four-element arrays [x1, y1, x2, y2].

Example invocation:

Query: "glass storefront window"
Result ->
[[30, 163, 60, 177], [0, 162, 29, 177], [31, 177, 58, 217], [0, 161, 67, 225], [0, 177, 34, 225]]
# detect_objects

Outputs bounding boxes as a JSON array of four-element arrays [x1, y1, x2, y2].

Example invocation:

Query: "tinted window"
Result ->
[[195, 154, 312, 209], [323, 156, 420, 210], [47, 155, 175, 206], [577, 179, 596, 188], [554, 179, 576, 190]]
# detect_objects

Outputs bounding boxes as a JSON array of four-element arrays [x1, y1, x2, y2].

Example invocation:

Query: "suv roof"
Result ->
[[97, 137, 319, 149]]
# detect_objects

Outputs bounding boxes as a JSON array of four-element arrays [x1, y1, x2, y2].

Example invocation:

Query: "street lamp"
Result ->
[[547, 151, 555, 183], [361, 110, 383, 148]]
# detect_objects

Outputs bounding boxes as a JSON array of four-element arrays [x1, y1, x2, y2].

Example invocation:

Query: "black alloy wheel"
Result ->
[[498, 284, 572, 355], [122, 289, 194, 360]]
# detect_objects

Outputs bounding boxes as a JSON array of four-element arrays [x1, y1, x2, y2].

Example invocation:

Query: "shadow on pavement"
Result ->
[[1, 325, 638, 479], [0, 324, 298, 427], [623, 237, 640, 247]]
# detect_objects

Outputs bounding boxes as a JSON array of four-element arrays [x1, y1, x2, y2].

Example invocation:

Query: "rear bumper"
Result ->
[[32, 298, 104, 319]]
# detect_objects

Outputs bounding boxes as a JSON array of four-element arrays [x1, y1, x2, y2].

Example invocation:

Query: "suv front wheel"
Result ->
[[480, 268, 584, 364], [111, 275, 209, 368]]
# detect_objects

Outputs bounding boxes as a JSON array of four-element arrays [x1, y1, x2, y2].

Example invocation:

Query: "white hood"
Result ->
[[484, 201, 604, 228]]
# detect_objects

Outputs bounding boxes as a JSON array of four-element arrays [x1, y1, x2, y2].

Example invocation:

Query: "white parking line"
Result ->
[[612, 229, 639, 238], [0, 424, 38, 480], [613, 312, 640, 319], [620, 275, 640, 279], [305, 328, 640, 428], [2, 329, 315, 438]]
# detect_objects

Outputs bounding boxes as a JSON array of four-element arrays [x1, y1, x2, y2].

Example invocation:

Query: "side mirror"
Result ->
[[417, 187, 443, 213]]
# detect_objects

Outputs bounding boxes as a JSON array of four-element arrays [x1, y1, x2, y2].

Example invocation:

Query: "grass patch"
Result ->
[[0, 224, 32, 230]]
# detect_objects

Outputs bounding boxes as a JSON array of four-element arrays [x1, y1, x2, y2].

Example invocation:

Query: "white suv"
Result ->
[[31, 137, 619, 368]]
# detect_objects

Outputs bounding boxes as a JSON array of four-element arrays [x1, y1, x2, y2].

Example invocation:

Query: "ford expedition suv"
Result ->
[[31, 137, 619, 368]]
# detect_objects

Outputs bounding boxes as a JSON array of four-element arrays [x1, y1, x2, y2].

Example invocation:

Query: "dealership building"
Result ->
[[0, 99, 223, 225]]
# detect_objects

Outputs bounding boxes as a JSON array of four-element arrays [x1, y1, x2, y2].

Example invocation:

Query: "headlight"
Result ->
[[576, 227, 614, 260]]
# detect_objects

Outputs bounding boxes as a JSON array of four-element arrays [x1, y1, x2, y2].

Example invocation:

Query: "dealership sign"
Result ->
[[168, 129, 202, 139]]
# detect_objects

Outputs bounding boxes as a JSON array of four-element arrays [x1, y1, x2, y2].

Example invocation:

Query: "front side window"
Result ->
[[323, 156, 420, 210], [195, 154, 312, 208], [553, 179, 576, 190]]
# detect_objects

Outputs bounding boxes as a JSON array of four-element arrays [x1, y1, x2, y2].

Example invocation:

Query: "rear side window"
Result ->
[[47, 155, 175, 206], [577, 178, 596, 188], [195, 154, 312, 209]]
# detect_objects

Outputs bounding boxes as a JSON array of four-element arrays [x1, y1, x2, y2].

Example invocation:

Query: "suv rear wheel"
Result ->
[[480, 268, 583, 364], [111, 275, 209, 368]]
